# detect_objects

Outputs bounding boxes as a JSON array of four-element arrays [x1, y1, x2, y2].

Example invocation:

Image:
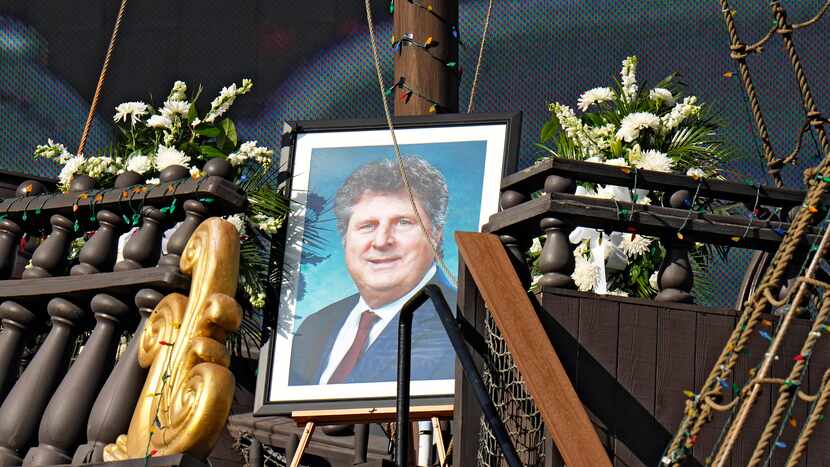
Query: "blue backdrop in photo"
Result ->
[[292, 140, 487, 329]]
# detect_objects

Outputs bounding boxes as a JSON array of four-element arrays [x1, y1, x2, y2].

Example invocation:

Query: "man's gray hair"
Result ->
[[334, 156, 449, 242]]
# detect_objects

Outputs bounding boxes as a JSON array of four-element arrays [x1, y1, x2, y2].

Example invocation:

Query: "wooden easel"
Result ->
[[288, 405, 454, 467]]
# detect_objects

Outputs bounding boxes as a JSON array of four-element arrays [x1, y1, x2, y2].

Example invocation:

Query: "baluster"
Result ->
[[538, 175, 576, 289], [0, 299, 85, 466], [71, 210, 125, 275], [113, 206, 165, 271], [0, 302, 37, 400], [656, 189, 694, 303], [72, 289, 161, 464], [158, 200, 208, 268], [22, 215, 74, 278], [0, 220, 22, 280], [23, 295, 129, 466], [499, 234, 531, 288], [247, 438, 263, 467], [655, 240, 694, 303]]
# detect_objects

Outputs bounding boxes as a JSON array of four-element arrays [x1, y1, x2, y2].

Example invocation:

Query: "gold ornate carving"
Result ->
[[104, 218, 242, 461]]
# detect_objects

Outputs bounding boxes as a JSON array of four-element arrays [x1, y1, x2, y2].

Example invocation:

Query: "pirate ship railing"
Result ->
[[450, 158, 830, 466], [0, 171, 244, 466]]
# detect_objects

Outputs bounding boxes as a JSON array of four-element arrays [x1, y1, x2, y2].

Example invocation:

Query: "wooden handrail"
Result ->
[[485, 192, 812, 251], [0, 176, 245, 226], [503, 158, 821, 208], [455, 231, 612, 467]]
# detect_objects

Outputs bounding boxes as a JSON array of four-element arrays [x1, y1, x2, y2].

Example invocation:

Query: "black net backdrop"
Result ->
[[1, 0, 828, 307]]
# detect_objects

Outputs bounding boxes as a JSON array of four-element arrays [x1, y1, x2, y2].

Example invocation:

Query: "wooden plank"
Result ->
[[0, 176, 245, 227], [456, 232, 612, 467], [614, 303, 658, 467], [484, 193, 809, 252], [289, 422, 315, 467], [291, 405, 453, 425], [577, 296, 619, 460], [452, 259, 486, 467], [541, 291, 580, 381], [806, 319, 830, 466], [655, 308, 696, 436], [499, 158, 819, 208], [734, 315, 773, 466], [0, 267, 189, 300], [693, 313, 736, 466], [770, 320, 809, 466]]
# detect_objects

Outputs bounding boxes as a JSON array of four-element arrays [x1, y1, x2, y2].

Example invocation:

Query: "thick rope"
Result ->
[[785, 369, 830, 466], [467, 0, 493, 113], [77, 0, 129, 156]]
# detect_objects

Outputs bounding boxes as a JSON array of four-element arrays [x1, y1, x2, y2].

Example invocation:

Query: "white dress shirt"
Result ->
[[319, 264, 437, 384]]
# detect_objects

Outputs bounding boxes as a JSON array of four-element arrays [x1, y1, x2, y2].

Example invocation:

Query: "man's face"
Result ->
[[343, 189, 440, 308]]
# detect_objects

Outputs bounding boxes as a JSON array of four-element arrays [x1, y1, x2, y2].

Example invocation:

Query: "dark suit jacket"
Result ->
[[288, 270, 456, 386]]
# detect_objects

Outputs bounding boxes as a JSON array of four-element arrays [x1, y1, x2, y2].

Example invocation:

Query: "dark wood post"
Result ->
[[0, 298, 86, 466], [71, 210, 125, 275], [0, 220, 22, 280], [72, 288, 162, 464], [158, 199, 208, 268], [22, 214, 75, 278], [0, 301, 37, 399], [393, 0, 459, 115], [23, 294, 129, 466], [114, 206, 165, 271]]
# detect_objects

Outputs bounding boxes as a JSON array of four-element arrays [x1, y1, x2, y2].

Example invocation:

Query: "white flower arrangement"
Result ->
[[535, 56, 732, 298], [32, 78, 285, 316]]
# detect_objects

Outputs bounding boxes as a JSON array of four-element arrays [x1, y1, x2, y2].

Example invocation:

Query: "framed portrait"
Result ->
[[255, 112, 521, 414]]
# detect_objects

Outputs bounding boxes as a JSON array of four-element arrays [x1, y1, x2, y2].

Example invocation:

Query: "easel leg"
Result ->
[[290, 422, 315, 467], [431, 418, 447, 466]]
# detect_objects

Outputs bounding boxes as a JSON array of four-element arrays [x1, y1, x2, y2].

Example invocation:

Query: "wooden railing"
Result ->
[[0, 169, 244, 466], [487, 158, 816, 303]]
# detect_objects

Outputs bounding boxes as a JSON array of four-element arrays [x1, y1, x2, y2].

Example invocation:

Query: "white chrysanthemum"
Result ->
[[616, 112, 660, 142], [687, 167, 706, 179], [58, 155, 85, 189], [634, 149, 673, 172], [161, 100, 190, 118], [225, 214, 245, 233], [620, 233, 652, 257], [620, 56, 638, 102], [585, 156, 603, 163], [649, 87, 675, 106], [577, 87, 614, 111], [661, 96, 701, 131], [649, 271, 659, 289], [156, 145, 190, 170], [572, 258, 599, 292], [146, 114, 172, 129], [167, 81, 188, 101], [205, 78, 253, 123], [574, 240, 590, 258], [113, 101, 148, 125], [126, 155, 152, 174]]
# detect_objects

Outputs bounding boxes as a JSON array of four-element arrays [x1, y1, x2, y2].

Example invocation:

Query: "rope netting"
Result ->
[[476, 312, 545, 467], [664, 1, 830, 466]]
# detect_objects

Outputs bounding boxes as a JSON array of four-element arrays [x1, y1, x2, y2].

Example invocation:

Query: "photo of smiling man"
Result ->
[[288, 156, 456, 386]]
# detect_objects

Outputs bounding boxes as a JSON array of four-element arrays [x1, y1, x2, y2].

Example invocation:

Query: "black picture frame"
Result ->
[[255, 112, 521, 415]]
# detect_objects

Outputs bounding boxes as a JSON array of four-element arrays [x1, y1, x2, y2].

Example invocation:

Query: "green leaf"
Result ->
[[199, 145, 227, 159], [196, 127, 221, 138], [540, 119, 558, 143], [187, 102, 199, 124], [220, 118, 238, 148]]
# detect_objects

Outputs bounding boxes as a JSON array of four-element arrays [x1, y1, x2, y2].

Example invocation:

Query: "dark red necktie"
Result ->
[[328, 310, 380, 384]]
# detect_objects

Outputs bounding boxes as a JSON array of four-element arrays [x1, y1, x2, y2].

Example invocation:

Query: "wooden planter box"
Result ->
[[453, 285, 830, 466]]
